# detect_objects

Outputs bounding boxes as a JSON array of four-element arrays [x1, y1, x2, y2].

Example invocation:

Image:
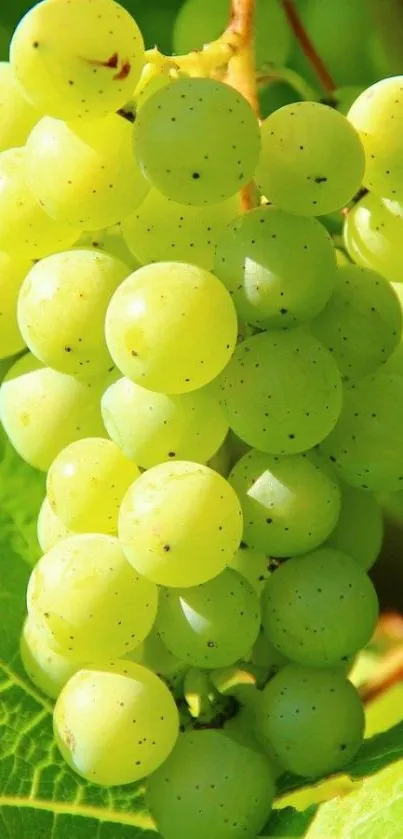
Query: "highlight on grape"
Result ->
[[1, 0, 403, 837]]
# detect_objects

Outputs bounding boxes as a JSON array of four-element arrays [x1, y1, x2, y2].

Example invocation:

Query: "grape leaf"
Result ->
[[263, 804, 317, 836]]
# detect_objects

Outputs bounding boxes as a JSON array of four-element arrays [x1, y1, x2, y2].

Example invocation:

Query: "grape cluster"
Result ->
[[1, 1, 403, 837]]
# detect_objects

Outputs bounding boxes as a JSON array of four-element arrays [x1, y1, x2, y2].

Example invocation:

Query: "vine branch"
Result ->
[[281, 0, 336, 95]]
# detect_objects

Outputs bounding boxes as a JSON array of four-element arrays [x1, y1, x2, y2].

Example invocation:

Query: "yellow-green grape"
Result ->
[[18, 249, 129, 378], [0, 251, 31, 358], [37, 497, 76, 553], [0, 61, 40, 151], [250, 630, 289, 677], [119, 461, 243, 587], [25, 115, 149, 230], [20, 616, 79, 700], [135, 78, 261, 205], [147, 730, 275, 839], [0, 354, 107, 471], [344, 191, 403, 283], [256, 102, 365, 216], [229, 543, 271, 596], [320, 370, 403, 492], [348, 77, 403, 201], [77, 224, 140, 271], [135, 73, 171, 109], [122, 189, 239, 270], [218, 330, 342, 455], [105, 262, 238, 394], [324, 483, 383, 571], [335, 248, 349, 266], [207, 435, 232, 478], [309, 264, 402, 379], [54, 662, 179, 786], [126, 625, 183, 678], [10, 0, 144, 122], [262, 548, 379, 667], [256, 664, 365, 778], [101, 377, 228, 468], [47, 437, 140, 534], [157, 569, 260, 669], [0, 148, 79, 259], [377, 489, 403, 525], [214, 206, 337, 328], [28, 534, 158, 660], [229, 449, 341, 557]]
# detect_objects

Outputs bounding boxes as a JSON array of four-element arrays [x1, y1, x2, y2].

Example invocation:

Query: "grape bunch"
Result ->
[[1, 0, 403, 837]]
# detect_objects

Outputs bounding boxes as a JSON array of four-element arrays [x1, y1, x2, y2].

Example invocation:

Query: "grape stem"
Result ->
[[360, 612, 403, 704], [281, 0, 336, 95]]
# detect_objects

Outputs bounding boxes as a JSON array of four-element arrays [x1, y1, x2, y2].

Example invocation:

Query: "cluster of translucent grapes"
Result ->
[[1, 1, 403, 838]]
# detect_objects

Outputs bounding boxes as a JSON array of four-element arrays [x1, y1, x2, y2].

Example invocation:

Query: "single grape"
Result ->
[[156, 569, 260, 669], [146, 729, 275, 839], [119, 461, 243, 587], [348, 77, 403, 200], [344, 191, 403, 283], [308, 264, 402, 379], [102, 376, 228, 469], [250, 630, 289, 677], [217, 330, 342, 454], [10, 0, 144, 121], [20, 616, 79, 700], [0, 251, 31, 359], [229, 449, 341, 557], [28, 534, 158, 660], [256, 664, 365, 777], [324, 482, 384, 571], [0, 61, 40, 151], [229, 543, 271, 595], [320, 370, 403, 492], [105, 262, 237, 393], [0, 354, 107, 471], [25, 115, 149, 230], [54, 661, 179, 785], [256, 102, 365, 216], [262, 548, 379, 667], [47, 438, 140, 534], [0, 148, 79, 259], [18, 249, 129, 378], [122, 188, 239, 270], [37, 497, 76, 553], [126, 625, 184, 679], [135, 77, 261, 205], [77, 224, 140, 272], [377, 489, 403, 525], [214, 206, 337, 327]]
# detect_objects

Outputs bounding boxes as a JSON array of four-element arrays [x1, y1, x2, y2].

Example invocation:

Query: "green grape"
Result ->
[[348, 77, 403, 201], [0, 354, 107, 471], [320, 370, 403, 492], [229, 449, 341, 557], [0, 61, 40, 152], [20, 616, 79, 700], [77, 224, 140, 271], [119, 461, 243, 587], [217, 330, 342, 455], [37, 497, 76, 554], [262, 548, 379, 667], [256, 102, 365, 216], [146, 730, 275, 839], [308, 264, 402, 379], [28, 534, 158, 660], [135, 78, 261, 205], [135, 73, 171, 109], [256, 664, 365, 778], [105, 262, 238, 394], [54, 661, 179, 786], [214, 206, 336, 328], [174, 0, 291, 69], [250, 630, 289, 677], [0, 148, 79, 259], [25, 114, 149, 230], [344, 191, 403, 283], [376, 489, 403, 525], [126, 625, 183, 678], [18, 249, 129, 378], [324, 483, 383, 572], [101, 376, 228, 469], [47, 438, 140, 534], [10, 0, 145, 122], [229, 543, 271, 595], [156, 569, 260, 669], [122, 188, 239, 270], [0, 251, 31, 359]]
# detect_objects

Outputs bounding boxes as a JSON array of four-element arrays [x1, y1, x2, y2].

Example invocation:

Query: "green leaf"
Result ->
[[263, 804, 317, 837], [305, 759, 403, 839]]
